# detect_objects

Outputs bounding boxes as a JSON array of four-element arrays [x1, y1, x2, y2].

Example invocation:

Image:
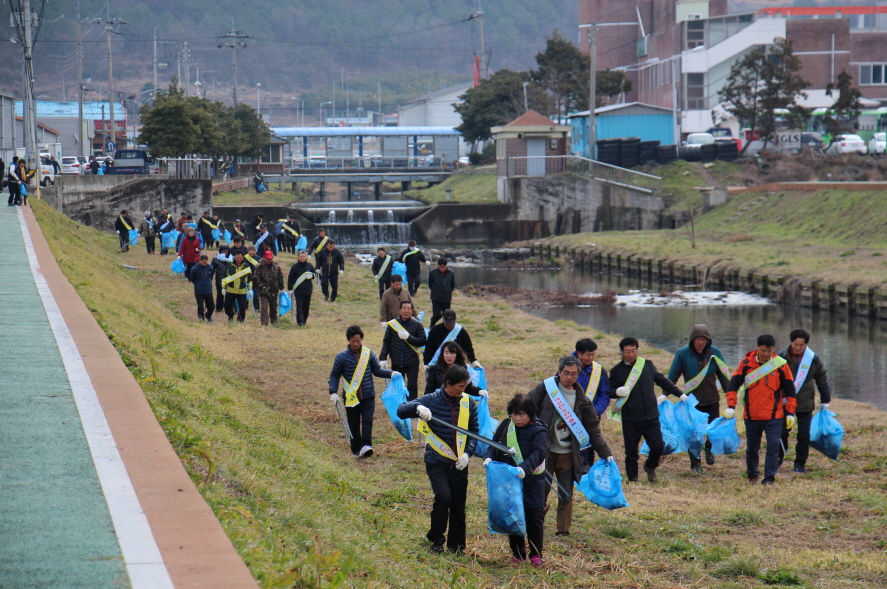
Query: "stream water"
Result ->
[[458, 265, 887, 410]]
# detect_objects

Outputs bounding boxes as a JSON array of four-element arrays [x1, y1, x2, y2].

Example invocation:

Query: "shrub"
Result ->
[[714, 555, 760, 579]]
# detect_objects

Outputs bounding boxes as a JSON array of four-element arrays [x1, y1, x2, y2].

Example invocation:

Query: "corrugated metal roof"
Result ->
[[15, 101, 125, 118], [271, 126, 461, 137], [568, 102, 673, 118]]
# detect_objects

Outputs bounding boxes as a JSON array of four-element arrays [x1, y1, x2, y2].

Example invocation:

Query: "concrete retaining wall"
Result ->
[[411, 202, 547, 244]]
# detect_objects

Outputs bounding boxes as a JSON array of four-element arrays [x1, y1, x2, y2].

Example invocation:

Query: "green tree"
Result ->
[[717, 38, 811, 154], [138, 80, 199, 157], [824, 69, 864, 137], [232, 103, 270, 160], [454, 69, 529, 147]]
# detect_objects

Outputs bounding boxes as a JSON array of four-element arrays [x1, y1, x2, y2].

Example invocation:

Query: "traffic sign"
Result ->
[[106, 141, 116, 152]]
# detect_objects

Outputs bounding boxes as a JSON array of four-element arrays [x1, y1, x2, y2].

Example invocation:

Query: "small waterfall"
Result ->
[[367, 210, 375, 223], [347, 209, 355, 224], [387, 210, 394, 223], [328, 210, 336, 224]]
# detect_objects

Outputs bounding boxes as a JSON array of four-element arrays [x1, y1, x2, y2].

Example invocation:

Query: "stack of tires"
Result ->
[[639, 140, 660, 165], [699, 142, 719, 163], [680, 146, 701, 162], [620, 137, 641, 168], [716, 140, 739, 162], [596, 139, 622, 167], [658, 144, 678, 164]]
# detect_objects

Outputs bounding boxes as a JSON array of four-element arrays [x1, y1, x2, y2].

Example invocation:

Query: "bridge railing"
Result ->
[[505, 155, 660, 194], [158, 158, 213, 180], [286, 155, 448, 172]]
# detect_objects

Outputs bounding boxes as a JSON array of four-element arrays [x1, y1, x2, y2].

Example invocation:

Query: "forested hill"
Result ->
[[1, 0, 577, 114]]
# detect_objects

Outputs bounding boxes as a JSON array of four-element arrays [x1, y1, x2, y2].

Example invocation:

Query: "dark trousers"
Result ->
[[276, 235, 287, 253], [320, 272, 339, 301], [203, 234, 215, 248], [377, 278, 390, 300], [345, 397, 375, 455], [745, 418, 783, 481], [780, 411, 814, 466], [407, 272, 420, 296], [543, 451, 575, 533], [295, 294, 311, 325], [224, 293, 247, 322], [430, 299, 451, 327], [622, 418, 664, 481], [195, 294, 214, 320], [145, 235, 155, 253], [509, 507, 544, 559], [7, 182, 19, 205], [425, 461, 469, 551], [184, 262, 196, 281], [160, 232, 170, 254], [215, 283, 225, 315], [392, 362, 419, 401], [689, 401, 720, 463], [118, 232, 130, 252]]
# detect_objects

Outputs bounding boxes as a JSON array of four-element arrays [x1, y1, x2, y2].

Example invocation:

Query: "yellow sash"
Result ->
[[245, 254, 259, 267], [119, 216, 132, 231], [387, 319, 423, 355], [234, 227, 245, 237], [419, 394, 470, 460], [314, 235, 329, 254], [222, 266, 251, 286], [283, 224, 300, 237], [201, 217, 217, 229], [343, 348, 371, 407]]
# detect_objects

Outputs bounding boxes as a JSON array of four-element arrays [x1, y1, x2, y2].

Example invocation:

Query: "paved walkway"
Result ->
[[0, 205, 257, 589]]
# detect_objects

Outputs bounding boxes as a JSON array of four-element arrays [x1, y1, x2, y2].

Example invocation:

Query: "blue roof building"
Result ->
[[569, 103, 675, 159]]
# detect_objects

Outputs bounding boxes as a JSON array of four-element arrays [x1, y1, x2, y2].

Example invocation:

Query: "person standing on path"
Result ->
[[176, 211, 188, 233], [189, 254, 216, 321], [254, 224, 277, 257], [484, 394, 549, 566], [222, 251, 252, 323], [726, 334, 797, 485], [380, 300, 426, 401], [287, 250, 315, 326], [178, 226, 203, 280], [244, 246, 261, 313], [252, 251, 284, 326], [198, 211, 216, 248], [114, 210, 133, 253], [777, 328, 831, 474], [250, 213, 264, 243], [211, 244, 231, 315], [158, 210, 174, 255], [283, 217, 301, 254], [608, 337, 683, 483], [397, 364, 479, 554], [424, 309, 479, 369], [329, 325, 396, 458], [7, 156, 21, 206], [138, 210, 157, 255], [526, 356, 613, 537], [667, 324, 731, 473], [427, 258, 456, 327], [309, 228, 329, 262], [399, 239, 427, 296], [372, 247, 394, 300], [316, 240, 344, 302], [232, 219, 247, 244], [572, 338, 611, 468], [379, 275, 415, 324]]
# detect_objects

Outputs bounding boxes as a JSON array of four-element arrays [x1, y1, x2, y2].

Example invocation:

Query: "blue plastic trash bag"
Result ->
[[707, 417, 741, 455], [486, 462, 526, 536], [470, 394, 498, 457], [20, 183, 28, 196], [381, 373, 412, 441], [296, 235, 307, 251], [278, 291, 292, 316], [212, 228, 221, 242], [392, 261, 408, 286], [258, 183, 267, 193], [468, 365, 488, 390], [127, 229, 139, 246], [641, 399, 687, 455], [170, 258, 186, 274], [577, 458, 630, 510], [809, 408, 843, 461], [223, 230, 232, 244], [161, 231, 177, 250], [674, 395, 710, 459], [417, 310, 425, 323]]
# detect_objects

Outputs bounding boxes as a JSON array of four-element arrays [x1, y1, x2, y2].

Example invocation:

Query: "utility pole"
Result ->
[[153, 26, 159, 99], [183, 42, 191, 96], [467, 7, 485, 85], [218, 24, 249, 107], [588, 23, 596, 157], [105, 15, 126, 155], [20, 0, 39, 190], [78, 16, 84, 156]]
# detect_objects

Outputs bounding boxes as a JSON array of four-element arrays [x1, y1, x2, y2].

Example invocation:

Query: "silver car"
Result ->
[[825, 134, 867, 155], [60, 155, 88, 174], [867, 132, 886, 155]]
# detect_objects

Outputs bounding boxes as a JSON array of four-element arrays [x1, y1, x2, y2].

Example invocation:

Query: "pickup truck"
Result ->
[[106, 149, 161, 175]]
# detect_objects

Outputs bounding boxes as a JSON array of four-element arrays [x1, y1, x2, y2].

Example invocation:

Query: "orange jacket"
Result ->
[[726, 350, 797, 420]]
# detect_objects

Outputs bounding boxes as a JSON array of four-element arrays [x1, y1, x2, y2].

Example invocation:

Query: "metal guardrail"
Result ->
[[287, 155, 449, 172], [158, 158, 213, 179], [506, 155, 660, 193]]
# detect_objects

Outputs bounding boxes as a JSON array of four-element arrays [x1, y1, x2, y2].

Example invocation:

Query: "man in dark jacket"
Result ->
[[211, 244, 231, 315], [252, 251, 285, 326], [572, 339, 610, 468], [380, 275, 415, 323], [399, 239, 427, 296], [309, 228, 329, 261], [229, 235, 247, 258], [198, 211, 216, 248], [254, 224, 277, 257], [398, 364, 479, 554], [250, 213, 264, 242], [189, 255, 215, 321], [371, 247, 394, 300], [315, 240, 345, 302], [329, 324, 396, 458], [282, 217, 300, 253], [287, 250, 315, 326], [158, 209, 175, 255], [114, 210, 134, 253], [527, 356, 613, 536], [609, 337, 683, 483], [427, 258, 456, 327], [380, 301, 427, 401], [424, 309, 479, 368], [668, 324, 731, 473], [778, 328, 831, 474]]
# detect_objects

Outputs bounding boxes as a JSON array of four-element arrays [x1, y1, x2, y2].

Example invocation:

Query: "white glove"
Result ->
[[478, 390, 488, 398], [423, 364, 429, 371], [307, 273, 314, 280], [391, 371, 401, 379], [471, 360, 483, 369], [116, 230, 120, 234], [425, 261, 432, 266], [657, 394, 667, 405], [221, 288, 226, 296], [607, 456, 615, 463], [455, 453, 470, 470], [177, 255, 182, 260], [380, 322, 387, 329], [483, 458, 492, 466], [329, 393, 339, 404], [821, 403, 830, 411], [679, 394, 688, 402], [515, 467, 525, 479], [339, 270, 344, 275], [379, 360, 387, 370], [616, 386, 630, 398], [724, 407, 735, 419], [417, 406, 432, 421], [397, 330, 410, 340]]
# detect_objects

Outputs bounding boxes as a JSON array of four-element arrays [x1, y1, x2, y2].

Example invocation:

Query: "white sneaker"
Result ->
[[358, 445, 373, 458]]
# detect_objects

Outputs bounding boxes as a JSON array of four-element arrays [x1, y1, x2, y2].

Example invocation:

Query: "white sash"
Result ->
[[792, 347, 815, 394], [254, 232, 270, 250], [544, 377, 591, 450]]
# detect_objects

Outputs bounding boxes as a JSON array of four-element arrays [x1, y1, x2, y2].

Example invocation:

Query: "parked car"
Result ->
[[38, 156, 56, 186], [800, 132, 825, 151], [868, 132, 886, 155], [683, 132, 715, 147], [825, 134, 867, 155], [106, 149, 153, 174], [60, 156, 87, 174]]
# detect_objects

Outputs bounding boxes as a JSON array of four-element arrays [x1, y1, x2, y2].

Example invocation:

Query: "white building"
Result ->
[[399, 82, 472, 155]]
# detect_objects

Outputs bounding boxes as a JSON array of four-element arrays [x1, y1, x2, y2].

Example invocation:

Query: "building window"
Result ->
[[860, 64, 887, 85], [686, 20, 705, 49], [686, 73, 706, 110]]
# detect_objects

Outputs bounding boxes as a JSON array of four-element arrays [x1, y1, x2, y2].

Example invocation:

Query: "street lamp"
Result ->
[[256, 83, 261, 116], [320, 101, 332, 126]]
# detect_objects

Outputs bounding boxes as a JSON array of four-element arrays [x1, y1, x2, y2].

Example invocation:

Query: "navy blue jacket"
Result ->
[[189, 263, 215, 296], [328, 346, 391, 401], [398, 389, 478, 466], [572, 352, 611, 417], [485, 418, 549, 509], [379, 316, 427, 367]]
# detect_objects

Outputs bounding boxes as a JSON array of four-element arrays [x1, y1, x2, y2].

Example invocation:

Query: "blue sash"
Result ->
[[254, 232, 269, 250], [544, 377, 591, 450], [429, 324, 462, 366]]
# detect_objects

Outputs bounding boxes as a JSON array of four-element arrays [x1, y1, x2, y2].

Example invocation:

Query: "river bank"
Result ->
[[30, 200, 887, 588]]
